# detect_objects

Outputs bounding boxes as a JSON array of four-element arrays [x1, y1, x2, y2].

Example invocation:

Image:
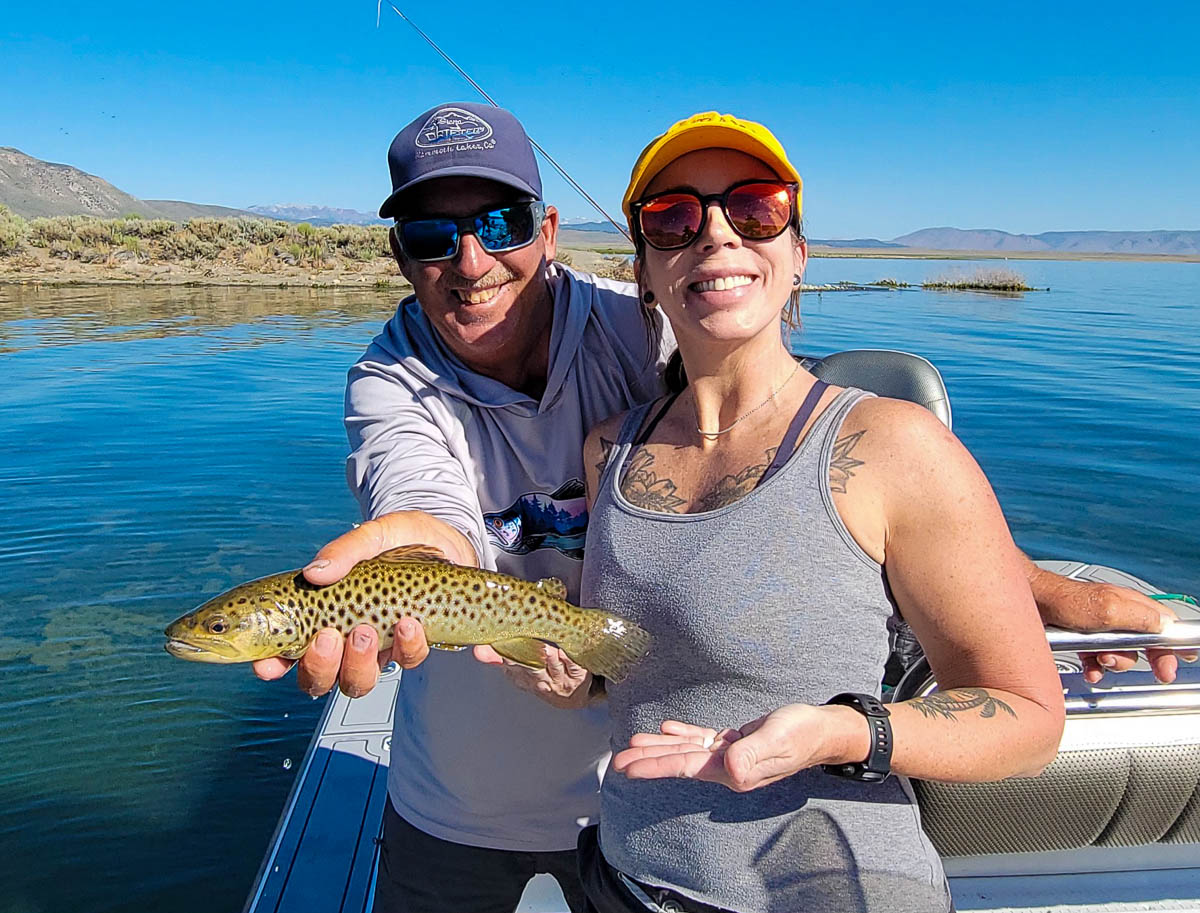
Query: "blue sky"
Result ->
[[2, 0, 1197, 239]]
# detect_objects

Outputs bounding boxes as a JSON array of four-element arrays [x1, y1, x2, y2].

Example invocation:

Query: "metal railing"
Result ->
[[892, 620, 1200, 712]]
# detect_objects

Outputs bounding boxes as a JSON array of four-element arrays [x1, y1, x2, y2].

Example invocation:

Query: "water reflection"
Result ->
[[0, 284, 403, 351]]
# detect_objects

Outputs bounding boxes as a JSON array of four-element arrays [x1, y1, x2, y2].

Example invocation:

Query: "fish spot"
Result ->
[[472, 583, 481, 593], [237, 597, 247, 605], [469, 611, 476, 620], [528, 596, 537, 605], [286, 628, 294, 635], [371, 613, 380, 624]]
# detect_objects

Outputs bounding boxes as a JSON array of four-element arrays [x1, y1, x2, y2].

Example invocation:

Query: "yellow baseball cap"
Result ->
[[622, 112, 803, 220]]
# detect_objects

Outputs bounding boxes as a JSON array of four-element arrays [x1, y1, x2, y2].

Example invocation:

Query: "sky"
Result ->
[[2, 0, 1198, 240]]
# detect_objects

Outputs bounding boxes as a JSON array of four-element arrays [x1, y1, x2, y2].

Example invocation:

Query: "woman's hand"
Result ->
[[613, 704, 865, 792], [474, 643, 595, 710]]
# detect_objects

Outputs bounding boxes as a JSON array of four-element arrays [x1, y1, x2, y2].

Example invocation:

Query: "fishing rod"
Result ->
[[376, 1, 633, 243]]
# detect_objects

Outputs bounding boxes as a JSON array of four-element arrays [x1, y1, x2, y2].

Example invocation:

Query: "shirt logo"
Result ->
[[484, 480, 587, 561], [415, 107, 494, 149]]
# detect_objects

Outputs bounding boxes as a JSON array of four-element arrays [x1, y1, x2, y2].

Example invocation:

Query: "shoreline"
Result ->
[[1, 243, 1195, 289]]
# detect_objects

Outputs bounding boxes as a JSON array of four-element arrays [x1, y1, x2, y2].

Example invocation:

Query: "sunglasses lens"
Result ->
[[639, 194, 703, 249], [726, 183, 793, 239], [474, 205, 537, 252], [401, 219, 459, 261]]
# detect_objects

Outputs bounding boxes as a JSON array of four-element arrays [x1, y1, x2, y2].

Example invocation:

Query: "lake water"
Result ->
[[1, 259, 1197, 913]]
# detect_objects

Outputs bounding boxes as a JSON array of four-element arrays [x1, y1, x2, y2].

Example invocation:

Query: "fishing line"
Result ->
[[376, 1, 633, 243]]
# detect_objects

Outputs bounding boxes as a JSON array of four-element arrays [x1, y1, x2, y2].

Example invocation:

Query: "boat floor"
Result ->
[[245, 561, 1200, 913]]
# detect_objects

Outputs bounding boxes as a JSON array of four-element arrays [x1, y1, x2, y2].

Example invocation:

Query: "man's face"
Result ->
[[391, 177, 559, 374]]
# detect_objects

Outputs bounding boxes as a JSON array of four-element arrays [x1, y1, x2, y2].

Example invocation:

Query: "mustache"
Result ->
[[446, 266, 517, 292]]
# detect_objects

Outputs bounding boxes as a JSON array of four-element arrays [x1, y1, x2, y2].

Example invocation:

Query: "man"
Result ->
[[253, 102, 1184, 913]]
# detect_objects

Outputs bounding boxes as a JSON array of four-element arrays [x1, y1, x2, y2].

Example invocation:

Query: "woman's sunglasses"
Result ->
[[396, 201, 548, 263], [631, 180, 798, 251]]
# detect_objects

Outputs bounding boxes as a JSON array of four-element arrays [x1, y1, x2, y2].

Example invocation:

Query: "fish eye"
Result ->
[[207, 618, 229, 634]]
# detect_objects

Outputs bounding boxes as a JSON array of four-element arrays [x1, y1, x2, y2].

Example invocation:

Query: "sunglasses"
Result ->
[[395, 201, 548, 263], [631, 180, 798, 251]]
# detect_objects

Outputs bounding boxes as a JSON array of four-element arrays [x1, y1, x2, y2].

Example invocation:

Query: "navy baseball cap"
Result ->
[[378, 102, 543, 219]]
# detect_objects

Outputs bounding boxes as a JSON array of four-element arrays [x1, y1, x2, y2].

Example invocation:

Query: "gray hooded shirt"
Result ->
[[345, 264, 673, 851]]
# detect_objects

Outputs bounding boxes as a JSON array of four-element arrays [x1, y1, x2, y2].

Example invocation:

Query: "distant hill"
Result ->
[[893, 227, 1200, 255], [0, 147, 260, 220], [811, 238, 905, 249], [561, 220, 622, 234], [247, 204, 386, 226]]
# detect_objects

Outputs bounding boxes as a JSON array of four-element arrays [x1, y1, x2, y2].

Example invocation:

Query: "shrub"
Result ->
[[923, 268, 1034, 292], [0, 204, 28, 256]]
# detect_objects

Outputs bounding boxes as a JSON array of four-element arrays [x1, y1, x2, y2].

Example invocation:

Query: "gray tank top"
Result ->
[[580, 387, 950, 913]]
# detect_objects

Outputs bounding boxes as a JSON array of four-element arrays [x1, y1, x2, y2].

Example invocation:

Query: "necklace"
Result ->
[[695, 362, 801, 438]]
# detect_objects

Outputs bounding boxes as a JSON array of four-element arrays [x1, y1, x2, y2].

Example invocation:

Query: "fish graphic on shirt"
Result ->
[[484, 480, 588, 560]]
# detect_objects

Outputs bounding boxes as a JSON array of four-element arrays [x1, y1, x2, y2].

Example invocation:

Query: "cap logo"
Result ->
[[416, 107, 494, 149]]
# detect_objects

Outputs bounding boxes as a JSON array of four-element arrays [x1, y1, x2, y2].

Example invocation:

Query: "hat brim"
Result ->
[[623, 125, 802, 218], [378, 166, 541, 219]]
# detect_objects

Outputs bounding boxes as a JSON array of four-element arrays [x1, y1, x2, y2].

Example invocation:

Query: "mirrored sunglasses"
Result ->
[[632, 181, 798, 251], [397, 201, 548, 263]]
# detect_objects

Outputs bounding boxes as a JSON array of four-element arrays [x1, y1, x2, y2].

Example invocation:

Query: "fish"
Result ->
[[163, 544, 651, 682]]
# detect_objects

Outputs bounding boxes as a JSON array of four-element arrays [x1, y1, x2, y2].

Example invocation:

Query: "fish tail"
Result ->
[[562, 609, 651, 684]]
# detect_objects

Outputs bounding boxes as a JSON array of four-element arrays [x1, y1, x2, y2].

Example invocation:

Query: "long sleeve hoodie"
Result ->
[[344, 264, 673, 851]]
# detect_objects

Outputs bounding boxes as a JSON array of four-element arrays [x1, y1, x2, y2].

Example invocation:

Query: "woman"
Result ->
[[558, 113, 1066, 913]]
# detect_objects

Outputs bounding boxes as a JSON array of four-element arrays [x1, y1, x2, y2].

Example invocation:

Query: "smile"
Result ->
[[689, 275, 755, 293], [455, 284, 506, 305]]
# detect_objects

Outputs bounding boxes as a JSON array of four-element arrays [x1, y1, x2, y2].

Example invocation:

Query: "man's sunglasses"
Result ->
[[395, 201, 548, 263], [630, 180, 799, 251]]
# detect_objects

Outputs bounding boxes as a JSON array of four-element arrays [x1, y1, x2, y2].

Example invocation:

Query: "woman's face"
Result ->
[[636, 148, 805, 346]]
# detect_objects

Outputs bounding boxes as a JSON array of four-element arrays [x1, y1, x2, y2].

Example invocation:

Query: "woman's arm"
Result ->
[[866, 399, 1065, 780]]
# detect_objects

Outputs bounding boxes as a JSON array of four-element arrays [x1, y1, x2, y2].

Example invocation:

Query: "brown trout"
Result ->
[[164, 545, 651, 682]]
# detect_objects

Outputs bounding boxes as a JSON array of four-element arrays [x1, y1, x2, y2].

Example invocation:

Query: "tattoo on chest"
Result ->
[[620, 447, 781, 513], [620, 449, 687, 512], [830, 430, 867, 493], [595, 437, 616, 480], [695, 447, 778, 511], [909, 688, 1017, 721]]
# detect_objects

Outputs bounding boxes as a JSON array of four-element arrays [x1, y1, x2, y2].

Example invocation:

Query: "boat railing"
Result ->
[[893, 619, 1200, 712]]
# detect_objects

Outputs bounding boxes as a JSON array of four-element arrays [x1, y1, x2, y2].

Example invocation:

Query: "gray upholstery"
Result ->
[[801, 349, 952, 428]]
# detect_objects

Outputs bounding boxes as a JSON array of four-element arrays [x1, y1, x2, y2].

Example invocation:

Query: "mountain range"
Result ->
[[2, 148, 1196, 254]]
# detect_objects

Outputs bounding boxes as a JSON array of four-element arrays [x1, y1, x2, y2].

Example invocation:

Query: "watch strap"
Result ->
[[821, 692, 893, 782]]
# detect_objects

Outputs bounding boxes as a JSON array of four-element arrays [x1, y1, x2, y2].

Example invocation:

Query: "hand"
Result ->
[[613, 704, 847, 792], [474, 643, 594, 709], [251, 518, 441, 698], [1032, 571, 1195, 684]]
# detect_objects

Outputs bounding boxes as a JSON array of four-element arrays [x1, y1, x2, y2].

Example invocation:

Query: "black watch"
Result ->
[[821, 692, 893, 783]]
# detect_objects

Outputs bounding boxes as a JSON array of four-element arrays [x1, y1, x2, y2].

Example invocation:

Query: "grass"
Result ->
[[921, 267, 1039, 291], [2, 213, 392, 270]]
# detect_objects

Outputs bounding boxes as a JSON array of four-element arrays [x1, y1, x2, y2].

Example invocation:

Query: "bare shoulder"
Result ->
[[840, 395, 995, 515]]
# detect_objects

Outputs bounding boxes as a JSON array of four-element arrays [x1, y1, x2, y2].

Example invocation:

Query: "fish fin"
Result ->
[[373, 544, 451, 565], [490, 637, 549, 669], [535, 577, 568, 600], [428, 642, 469, 652], [561, 610, 652, 684]]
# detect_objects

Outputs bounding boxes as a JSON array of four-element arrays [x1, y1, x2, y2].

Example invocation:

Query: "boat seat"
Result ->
[[914, 709, 1200, 857], [800, 349, 952, 429]]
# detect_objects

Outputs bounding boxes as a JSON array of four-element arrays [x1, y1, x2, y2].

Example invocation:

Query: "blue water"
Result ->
[[0, 261, 1197, 913]]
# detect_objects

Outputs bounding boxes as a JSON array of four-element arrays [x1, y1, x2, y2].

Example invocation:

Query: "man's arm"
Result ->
[[1021, 552, 1190, 683], [253, 355, 485, 698]]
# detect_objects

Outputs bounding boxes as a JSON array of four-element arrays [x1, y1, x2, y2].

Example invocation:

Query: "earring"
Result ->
[[642, 290, 657, 309], [792, 274, 802, 289]]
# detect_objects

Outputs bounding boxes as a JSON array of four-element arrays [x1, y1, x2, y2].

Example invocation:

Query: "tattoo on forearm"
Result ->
[[621, 449, 687, 512], [909, 688, 1017, 721], [829, 430, 866, 493], [697, 448, 778, 511]]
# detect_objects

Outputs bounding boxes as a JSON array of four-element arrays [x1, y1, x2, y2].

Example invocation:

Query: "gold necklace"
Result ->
[[695, 362, 801, 438]]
